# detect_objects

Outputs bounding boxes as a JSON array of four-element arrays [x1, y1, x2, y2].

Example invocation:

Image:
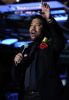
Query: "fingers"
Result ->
[[41, 0, 49, 8], [24, 54, 28, 57], [44, 2, 47, 7], [38, 11, 45, 14], [14, 53, 28, 64], [43, 3, 49, 8], [41, 0, 43, 7], [41, 0, 46, 7], [14, 53, 23, 64], [38, 10, 45, 18], [46, 4, 50, 9]]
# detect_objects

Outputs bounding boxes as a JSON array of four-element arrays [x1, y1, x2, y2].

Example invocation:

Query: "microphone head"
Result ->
[[24, 43, 29, 49], [21, 43, 29, 54]]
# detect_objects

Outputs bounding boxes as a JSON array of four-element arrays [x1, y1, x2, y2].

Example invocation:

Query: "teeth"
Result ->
[[32, 32, 35, 34]]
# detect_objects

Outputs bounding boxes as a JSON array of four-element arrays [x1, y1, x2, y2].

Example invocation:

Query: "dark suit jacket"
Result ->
[[11, 18, 66, 100]]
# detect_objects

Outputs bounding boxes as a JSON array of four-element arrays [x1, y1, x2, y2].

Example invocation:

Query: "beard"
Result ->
[[31, 35, 43, 42]]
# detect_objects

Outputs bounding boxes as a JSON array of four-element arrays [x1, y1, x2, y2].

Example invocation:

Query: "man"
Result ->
[[12, 0, 66, 100]]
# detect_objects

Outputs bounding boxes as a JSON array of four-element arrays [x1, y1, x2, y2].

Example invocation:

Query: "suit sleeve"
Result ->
[[11, 45, 26, 81], [48, 18, 66, 54], [11, 44, 32, 81]]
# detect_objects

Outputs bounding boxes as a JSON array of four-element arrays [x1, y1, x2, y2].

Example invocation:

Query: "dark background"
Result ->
[[0, 0, 69, 100]]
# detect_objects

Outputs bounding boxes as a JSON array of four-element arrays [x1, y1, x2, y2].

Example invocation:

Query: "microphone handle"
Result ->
[[15, 62, 18, 66]]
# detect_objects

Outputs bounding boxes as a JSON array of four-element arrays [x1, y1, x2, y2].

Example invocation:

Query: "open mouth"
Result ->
[[31, 29, 37, 35]]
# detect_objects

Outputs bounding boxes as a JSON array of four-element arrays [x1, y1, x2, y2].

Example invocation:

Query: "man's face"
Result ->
[[29, 18, 44, 41]]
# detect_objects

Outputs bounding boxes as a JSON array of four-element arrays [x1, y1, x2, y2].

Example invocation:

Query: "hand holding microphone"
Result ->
[[14, 43, 28, 66]]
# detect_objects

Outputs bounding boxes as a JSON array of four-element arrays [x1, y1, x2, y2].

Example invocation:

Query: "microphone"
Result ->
[[15, 43, 29, 66]]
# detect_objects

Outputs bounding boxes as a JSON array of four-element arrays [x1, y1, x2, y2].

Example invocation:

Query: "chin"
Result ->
[[31, 37, 40, 42], [31, 37, 36, 41]]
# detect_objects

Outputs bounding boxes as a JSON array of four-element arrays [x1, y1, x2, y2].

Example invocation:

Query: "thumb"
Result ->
[[38, 11, 45, 14], [24, 54, 28, 57], [38, 11, 45, 17]]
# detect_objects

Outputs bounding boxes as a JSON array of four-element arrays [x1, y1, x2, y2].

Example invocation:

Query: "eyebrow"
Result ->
[[31, 22, 43, 25]]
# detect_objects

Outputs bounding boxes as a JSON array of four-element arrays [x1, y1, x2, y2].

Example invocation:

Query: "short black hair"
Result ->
[[31, 15, 48, 27], [31, 15, 49, 37]]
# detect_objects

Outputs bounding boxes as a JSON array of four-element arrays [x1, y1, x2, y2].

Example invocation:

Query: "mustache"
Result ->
[[31, 29, 37, 33]]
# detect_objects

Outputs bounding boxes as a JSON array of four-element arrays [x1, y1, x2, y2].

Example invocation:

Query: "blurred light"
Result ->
[[67, 40, 69, 43], [5, 93, 18, 100], [17, 6, 41, 11], [0, 40, 2, 44], [60, 55, 69, 58], [14, 41, 32, 48], [2, 38, 18, 45], [16, 0, 20, 2], [0, 1, 65, 13], [51, 10, 66, 15], [54, 14, 68, 21], [61, 79, 67, 86], [60, 75, 67, 86], [59, 74, 67, 78]]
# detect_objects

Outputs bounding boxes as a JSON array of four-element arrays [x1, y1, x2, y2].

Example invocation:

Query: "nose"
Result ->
[[32, 24, 36, 29]]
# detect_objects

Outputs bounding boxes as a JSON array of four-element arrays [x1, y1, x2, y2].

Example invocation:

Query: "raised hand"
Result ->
[[40, 0, 51, 20]]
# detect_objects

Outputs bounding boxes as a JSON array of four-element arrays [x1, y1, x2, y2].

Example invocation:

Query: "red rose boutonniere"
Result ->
[[40, 43, 48, 49], [40, 37, 48, 49]]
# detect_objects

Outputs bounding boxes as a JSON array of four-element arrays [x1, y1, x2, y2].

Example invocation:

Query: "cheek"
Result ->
[[37, 27, 41, 32], [37, 27, 43, 33], [29, 28, 31, 33]]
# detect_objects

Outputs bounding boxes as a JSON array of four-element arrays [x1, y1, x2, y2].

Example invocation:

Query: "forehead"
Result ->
[[31, 18, 43, 24]]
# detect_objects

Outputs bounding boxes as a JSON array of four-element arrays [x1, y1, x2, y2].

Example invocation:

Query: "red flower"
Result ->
[[40, 43, 48, 49]]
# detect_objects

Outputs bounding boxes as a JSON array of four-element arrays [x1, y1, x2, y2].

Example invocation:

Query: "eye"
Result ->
[[30, 24, 33, 26], [36, 24, 41, 26], [37, 25, 40, 26]]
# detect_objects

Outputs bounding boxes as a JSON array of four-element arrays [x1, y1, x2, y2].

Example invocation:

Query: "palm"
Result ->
[[41, 0, 50, 19]]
